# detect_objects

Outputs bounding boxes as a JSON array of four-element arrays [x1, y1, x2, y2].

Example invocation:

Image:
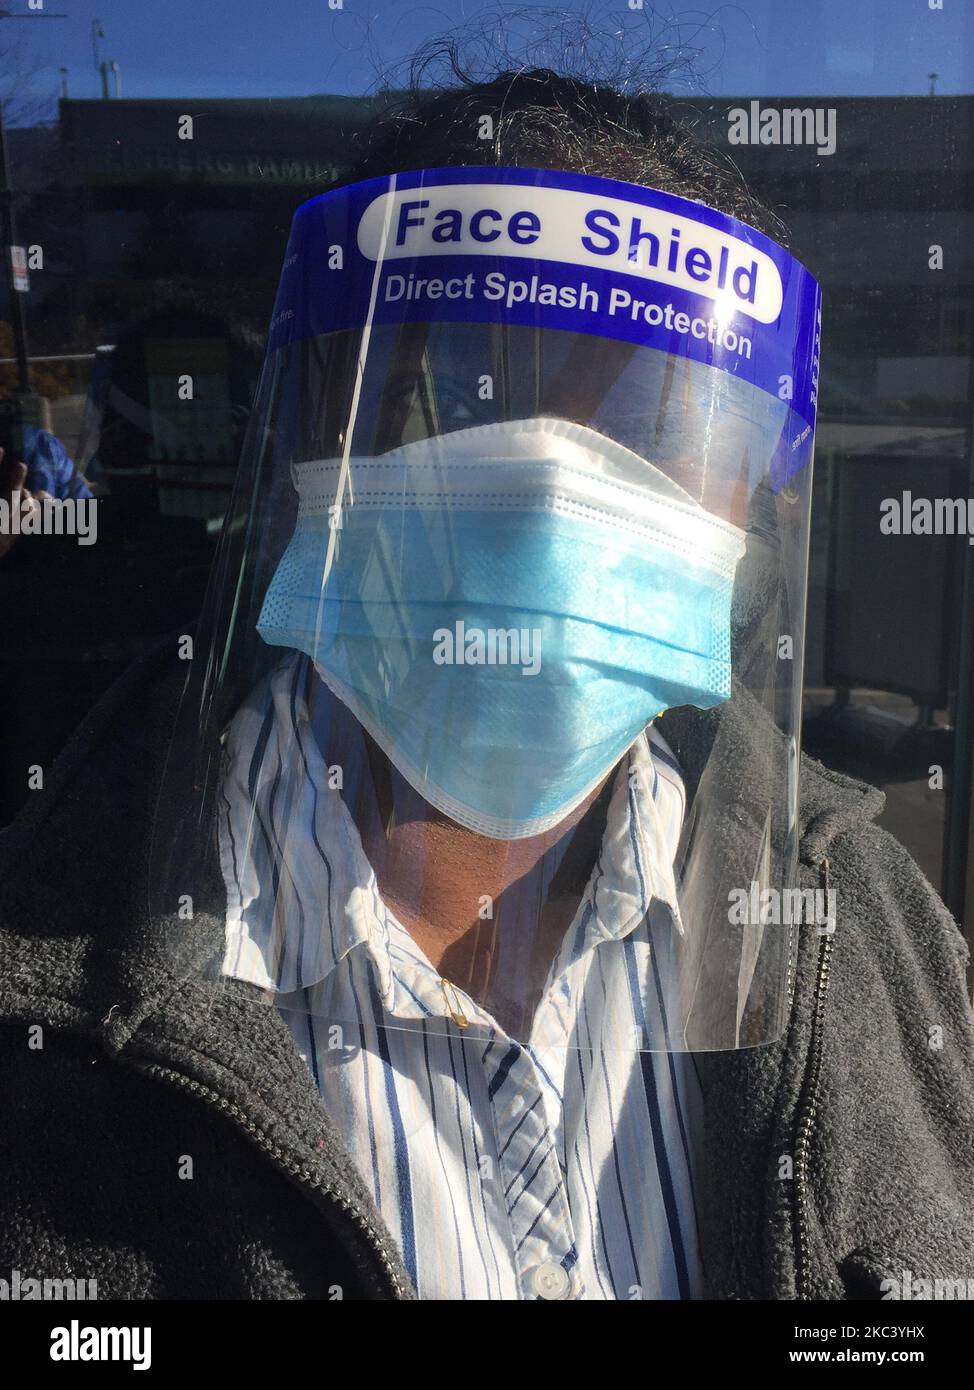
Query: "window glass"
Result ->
[[1, 1, 971, 959]]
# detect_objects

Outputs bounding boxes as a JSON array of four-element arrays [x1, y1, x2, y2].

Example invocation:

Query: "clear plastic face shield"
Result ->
[[151, 166, 822, 1055]]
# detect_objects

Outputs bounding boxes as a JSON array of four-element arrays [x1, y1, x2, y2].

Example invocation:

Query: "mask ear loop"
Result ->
[[490, 320, 512, 420], [531, 323, 544, 418], [312, 172, 399, 668], [371, 320, 434, 454]]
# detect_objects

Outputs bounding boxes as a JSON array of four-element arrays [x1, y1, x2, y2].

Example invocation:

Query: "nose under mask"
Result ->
[[257, 417, 747, 839]]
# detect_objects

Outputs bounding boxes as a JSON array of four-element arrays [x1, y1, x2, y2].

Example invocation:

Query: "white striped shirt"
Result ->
[[220, 654, 705, 1300]]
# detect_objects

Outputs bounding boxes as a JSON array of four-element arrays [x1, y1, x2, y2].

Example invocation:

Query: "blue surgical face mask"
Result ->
[[257, 418, 746, 839]]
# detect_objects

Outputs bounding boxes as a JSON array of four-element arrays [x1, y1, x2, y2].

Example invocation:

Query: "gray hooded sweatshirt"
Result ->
[[0, 639, 972, 1299]]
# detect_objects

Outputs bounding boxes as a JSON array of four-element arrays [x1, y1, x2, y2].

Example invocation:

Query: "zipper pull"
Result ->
[[819, 857, 836, 936]]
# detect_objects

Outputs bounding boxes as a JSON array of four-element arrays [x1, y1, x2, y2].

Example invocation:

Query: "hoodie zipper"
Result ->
[[132, 1058, 409, 1299], [792, 857, 835, 1301]]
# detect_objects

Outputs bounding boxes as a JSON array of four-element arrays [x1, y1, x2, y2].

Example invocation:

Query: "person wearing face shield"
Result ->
[[0, 69, 972, 1305]]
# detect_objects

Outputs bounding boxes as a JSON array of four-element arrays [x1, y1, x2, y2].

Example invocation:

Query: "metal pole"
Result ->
[[91, 19, 104, 81], [942, 339, 974, 971], [0, 95, 31, 394], [0, 9, 69, 407]]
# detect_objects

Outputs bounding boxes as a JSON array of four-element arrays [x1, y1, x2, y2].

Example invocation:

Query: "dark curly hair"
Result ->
[[334, 51, 786, 245]]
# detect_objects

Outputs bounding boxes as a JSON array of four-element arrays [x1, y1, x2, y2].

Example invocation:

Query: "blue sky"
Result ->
[[2, 0, 970, 121]]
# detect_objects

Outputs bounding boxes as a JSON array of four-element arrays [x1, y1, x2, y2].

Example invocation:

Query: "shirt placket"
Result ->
[[483, 1035, 584, 1300]]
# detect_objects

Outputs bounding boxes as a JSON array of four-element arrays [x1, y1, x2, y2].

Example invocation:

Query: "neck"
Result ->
[[308, 673, 613, 1020], [360, 737, 610, 974]]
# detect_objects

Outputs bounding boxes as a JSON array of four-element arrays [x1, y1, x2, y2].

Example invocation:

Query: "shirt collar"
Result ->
[[220, 655, 686, 998]]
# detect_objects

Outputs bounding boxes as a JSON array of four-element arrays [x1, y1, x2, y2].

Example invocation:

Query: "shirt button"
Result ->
[[531, 1261, 571, 1300]]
